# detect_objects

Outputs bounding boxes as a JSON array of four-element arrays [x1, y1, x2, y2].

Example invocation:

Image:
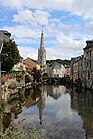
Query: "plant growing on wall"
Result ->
[[8, 81, 20, 89]]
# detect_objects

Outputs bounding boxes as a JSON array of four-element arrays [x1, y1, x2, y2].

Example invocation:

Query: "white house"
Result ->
[[47, 62, 66, 78]]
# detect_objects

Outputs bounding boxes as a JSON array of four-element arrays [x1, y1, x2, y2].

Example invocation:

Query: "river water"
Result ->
[[3, 85, 93, 139]]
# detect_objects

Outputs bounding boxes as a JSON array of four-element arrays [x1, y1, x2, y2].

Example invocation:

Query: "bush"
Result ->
[[25, 75, 32, 83], [8, 81, 20, 89], [0, 99, 6, 112], [0, 123, 41, 139]]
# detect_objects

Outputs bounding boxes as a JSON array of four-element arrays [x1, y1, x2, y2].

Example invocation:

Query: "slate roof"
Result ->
[[0, 30, 11, 38]]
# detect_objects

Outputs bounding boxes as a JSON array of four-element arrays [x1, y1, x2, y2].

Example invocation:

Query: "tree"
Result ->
[[1, 39, 20, 73]]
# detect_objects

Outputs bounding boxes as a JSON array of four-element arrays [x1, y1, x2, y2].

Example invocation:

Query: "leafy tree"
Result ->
[[1, 39, 20, 73], [46, 59, 70, 65]]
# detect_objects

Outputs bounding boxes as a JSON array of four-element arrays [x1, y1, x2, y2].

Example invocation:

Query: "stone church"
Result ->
[[38, 30, 46, 74]]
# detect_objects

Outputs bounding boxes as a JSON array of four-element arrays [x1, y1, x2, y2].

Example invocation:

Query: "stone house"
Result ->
[[65, 65, 70, 77], [23, 57, 40, 71], [47, 62, 66, 78], [82, 40, 93, 89], [0, 30, 11, 42], [70, 56, 83, 84]]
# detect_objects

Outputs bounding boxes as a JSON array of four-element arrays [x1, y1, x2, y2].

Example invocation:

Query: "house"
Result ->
[[12, 62, 26, 72], [83, 40, 93, 89], [65, 65, 70, 77], [47, 62, 66, 78], [0, 30, 11, 38], [0, 30, 11, 42], [70, 56, 83, 84], [23, 57, 40, 71]]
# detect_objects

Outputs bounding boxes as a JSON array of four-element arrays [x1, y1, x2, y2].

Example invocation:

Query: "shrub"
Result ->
[[0, 99, 6, 112], [0, 123, 41, 139], [8, 81, 20, 89]]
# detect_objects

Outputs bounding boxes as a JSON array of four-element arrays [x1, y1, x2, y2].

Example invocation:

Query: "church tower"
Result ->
[[38, 30, 46, 70]]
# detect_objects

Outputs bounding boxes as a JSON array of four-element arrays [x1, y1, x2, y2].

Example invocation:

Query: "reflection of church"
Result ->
[[37, 86, 46, 124]]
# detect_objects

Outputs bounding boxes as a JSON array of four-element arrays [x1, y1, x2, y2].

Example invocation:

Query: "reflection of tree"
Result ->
[[37, 86, 46, 124], [70, 88, 93, 138], [3, 113, 12, 129], [0, 111, 3, 133], [32, 67, 41, 83], [25, 86, 41, 108], [1, 97, 24, 131]]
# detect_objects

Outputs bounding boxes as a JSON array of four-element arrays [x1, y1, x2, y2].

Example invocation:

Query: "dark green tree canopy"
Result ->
[[1, 39, 20, 73]]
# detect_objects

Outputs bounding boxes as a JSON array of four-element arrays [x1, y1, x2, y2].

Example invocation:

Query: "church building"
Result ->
[[38, 30, 46, 73]]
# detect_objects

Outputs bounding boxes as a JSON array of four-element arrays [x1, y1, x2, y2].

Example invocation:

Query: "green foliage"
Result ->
[[8, 81, 20, 89], [0, 123, 41, 139], [1, 39, 20, 73], [16, 72, 23, 78], [27, 70, 33, 75], [0, 99, 5, 112], [46, 59, 70, 65], [25, 74, 32, 83]]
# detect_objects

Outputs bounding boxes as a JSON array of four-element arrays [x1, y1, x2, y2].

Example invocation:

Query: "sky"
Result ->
[[0, 0, 93, 60]]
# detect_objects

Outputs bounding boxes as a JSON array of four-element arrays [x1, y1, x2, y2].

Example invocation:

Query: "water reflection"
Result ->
[[1, 85, 93, 138], [71, 87, 93, 138]]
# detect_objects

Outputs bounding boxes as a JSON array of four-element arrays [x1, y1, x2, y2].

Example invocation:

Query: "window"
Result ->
[[88, 71, 90, 80], [90, 50, 91, 57], [90, 61, 91, 69]]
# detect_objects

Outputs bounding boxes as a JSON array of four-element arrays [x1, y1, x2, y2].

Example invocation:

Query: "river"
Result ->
[[2, 85, 93, 139]]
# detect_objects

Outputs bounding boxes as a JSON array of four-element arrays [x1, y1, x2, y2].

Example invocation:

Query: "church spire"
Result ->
[[38, 30, 46, 70], [40, 29, 44, 48]]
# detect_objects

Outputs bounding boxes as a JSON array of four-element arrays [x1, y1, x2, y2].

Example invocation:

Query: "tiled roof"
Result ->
[[23, 57, 37, 70]]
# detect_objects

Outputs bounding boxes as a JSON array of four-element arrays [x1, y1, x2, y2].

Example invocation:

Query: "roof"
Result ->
[[48, 62, 61, 69], [0, 32, 10, 42], [0, 30, 11, 38], [23, 57, 37, 70], [83, 40, 93, 50]]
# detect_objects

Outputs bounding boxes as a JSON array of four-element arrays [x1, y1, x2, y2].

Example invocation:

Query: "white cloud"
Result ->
[[0, 0, 23, 9], [57, 33, 84, 51], [3, 25, 40, 38], [71, 0, 93, 20], [13, 9, 49, 26], [18, 46, 38, 60], [15, 38, 33, 44], [34, 10, 49, 25], [3, 22, 85, 60], [86, 22, 93, 32], [58, 23, 71, 36], [13, 10, 34, 23], [1, 0, 93, 20], [1, 0, 93, 60]]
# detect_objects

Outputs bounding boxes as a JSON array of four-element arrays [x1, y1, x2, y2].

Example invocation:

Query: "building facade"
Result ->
[[82, 40, 93, 89], [23, 57, 40, 71], [47, 62, 66, 78], [70, 39, 93, 89], [70, 56, 83, 84]]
